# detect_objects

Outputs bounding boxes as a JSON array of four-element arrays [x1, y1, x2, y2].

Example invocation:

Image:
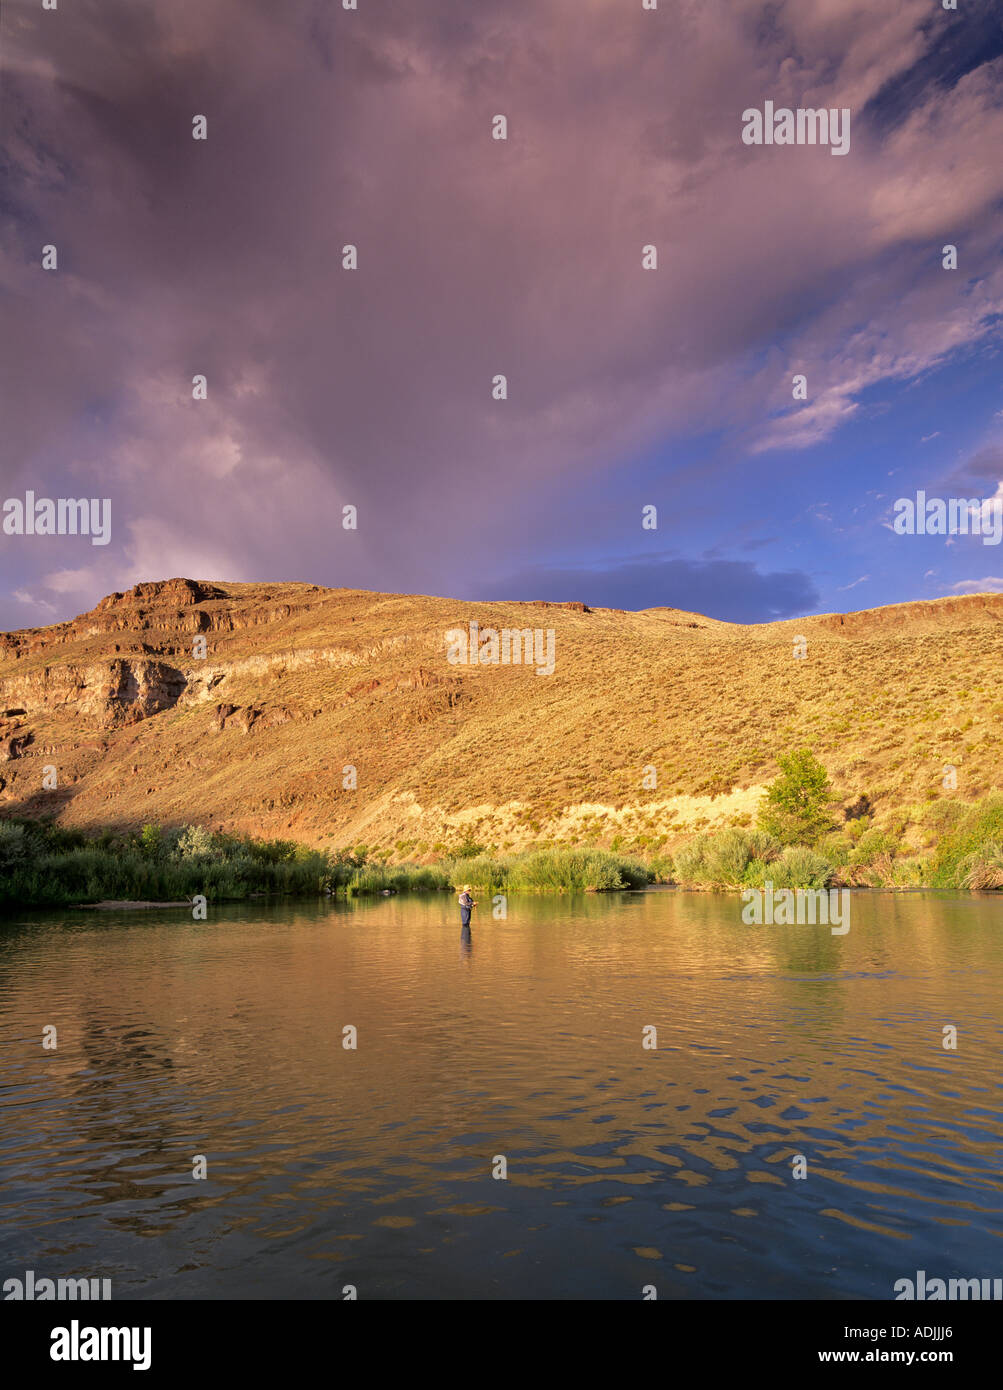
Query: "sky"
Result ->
[[1, 0, 1002, 629]]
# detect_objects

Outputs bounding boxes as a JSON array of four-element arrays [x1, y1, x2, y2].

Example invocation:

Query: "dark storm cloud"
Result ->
[[483, 556, 820, 624], [2, 0, 1003, 629], [944, 443, 1003, 490]]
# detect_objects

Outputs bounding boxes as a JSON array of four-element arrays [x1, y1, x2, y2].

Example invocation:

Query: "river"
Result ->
[[1, 889, 1000, 1299]]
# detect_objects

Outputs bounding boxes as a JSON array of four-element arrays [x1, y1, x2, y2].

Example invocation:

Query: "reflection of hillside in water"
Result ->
[[0, 891, 1001, 1296]]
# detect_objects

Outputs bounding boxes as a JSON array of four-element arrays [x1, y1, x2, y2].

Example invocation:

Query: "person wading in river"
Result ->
[[458, 884, 477, 928]]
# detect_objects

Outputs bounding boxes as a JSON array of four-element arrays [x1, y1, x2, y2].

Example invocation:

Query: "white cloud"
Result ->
[[950, 577, 1003, 593], [12, 589, 57, 614], [41, 567, 99, 594]]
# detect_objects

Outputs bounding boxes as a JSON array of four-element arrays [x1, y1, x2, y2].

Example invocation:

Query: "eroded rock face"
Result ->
[[0, 660, 186, 726], [0, 580, 343, 772], [208, 703, 300, 734], [104, 660, 187, 723], [338, 667, 463, 722], [397, 666, 461, 691], [810, 594, 1003, 634], [95, 579, 226, 610], [0, 730, 33, 762], [0, 578, 330, 662]]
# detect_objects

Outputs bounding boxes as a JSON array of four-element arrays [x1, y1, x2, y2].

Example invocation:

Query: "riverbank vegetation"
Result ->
[[667, 752, 1003, 892], [1, 750, 1001, 907], [0, 821, 334, 908], [0, 821, 654, 907]]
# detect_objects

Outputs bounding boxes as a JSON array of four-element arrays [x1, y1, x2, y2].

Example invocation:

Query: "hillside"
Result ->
[[1, 578, 1001, 856]]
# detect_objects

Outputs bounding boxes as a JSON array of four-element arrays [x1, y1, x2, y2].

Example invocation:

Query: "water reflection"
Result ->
[[0, 889, 1001, 1299]]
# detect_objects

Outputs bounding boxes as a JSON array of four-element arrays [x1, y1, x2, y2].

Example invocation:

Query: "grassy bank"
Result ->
[[668, 797, 1003, 892], [0, 821, 654, 908], [2, 788, 1001, 908], [0, 822, 334, 908], [437, 848, 652, 893]]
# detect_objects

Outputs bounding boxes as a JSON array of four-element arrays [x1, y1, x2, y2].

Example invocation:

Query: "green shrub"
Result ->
[[38, 822, 89, 853], [245, 837, 298, 864], [176, 824, 215, 859], [757, 748, 834, 846], [819, 831, 854, 863], [345, 863, 452, 895], [847, 827, 900, 869], [744, 846, 833, 890], [673, 829, 779, 887], [0, 822, 29, 869], [890, 856, 929, 887], [647, 850, 675, 883], [673, 837, 709, 883], [443, 855, 509, 891], [139, 823, 163, 857], [922, 799, 968, 837], [505, 848, 650, 892], [452, 839, 487, 860], [929, 797, 1003, 888], [703, 830, 755, 885], [957, 842, 1003, 891], [744, 829, 782, 862], [742, 857, 771, 887]]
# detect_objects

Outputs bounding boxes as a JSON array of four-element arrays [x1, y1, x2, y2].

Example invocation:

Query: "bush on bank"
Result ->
[[927, 796, 1003, 890], [440, 848, 652, 893], [0, 822, 654, 907], [0, 821, 333, 907], [667, 804, 1003, 892], [4, 795, 1003, 908]]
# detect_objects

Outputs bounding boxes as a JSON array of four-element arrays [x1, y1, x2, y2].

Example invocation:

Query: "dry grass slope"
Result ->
[[1, 578, 1001, 858]]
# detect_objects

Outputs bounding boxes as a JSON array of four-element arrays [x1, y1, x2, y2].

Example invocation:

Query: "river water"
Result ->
[[1, 890, 1001, 1299]]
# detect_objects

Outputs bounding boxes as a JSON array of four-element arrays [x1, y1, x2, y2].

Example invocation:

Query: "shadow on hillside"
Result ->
[[0, 786, 149, 840]]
